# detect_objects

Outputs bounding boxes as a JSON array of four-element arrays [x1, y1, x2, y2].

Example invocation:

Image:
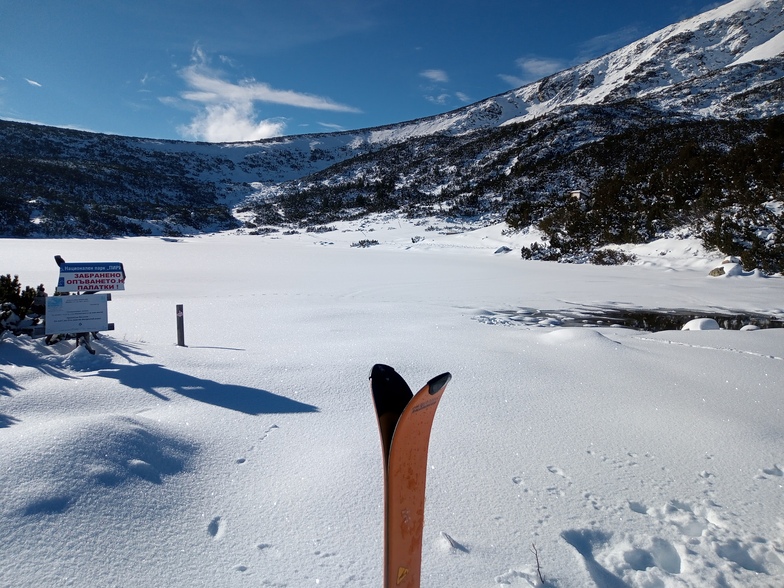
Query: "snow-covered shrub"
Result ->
[[351, 239, 380, 248], [589, 249, 637, 265], [0, 275, 45, 336]]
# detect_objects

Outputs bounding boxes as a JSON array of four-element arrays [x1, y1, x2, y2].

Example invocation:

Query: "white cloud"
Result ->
[[418, 68, 470, 107], [178, 103, 286, 143], [499, 55, 566, 88], [577, 26, 640, 61], [498, 73, 527, 87], [218, 54, 237, 67], [180, 67, 360, 113], [317, 122, 345, 131], [172, 46, 361, 142], [420, 69, 449, 84], [424, 93, 450, 105], [517, 57, 565, 78], [25, 78, 42, 87]]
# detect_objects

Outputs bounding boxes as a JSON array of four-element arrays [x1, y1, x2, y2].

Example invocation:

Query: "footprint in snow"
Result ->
[[22, 494, 73, 516], [235, 426, 280, 465], [624, 538, 681, 575], [628, 501, 648, 515], [546, 465, 573, 489], [547, 465, 568, 478], [256, 543, 284, 560], [208, 516, 226, 540]]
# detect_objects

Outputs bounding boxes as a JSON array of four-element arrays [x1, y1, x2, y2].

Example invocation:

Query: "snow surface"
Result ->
[[733, 29, 784, 65], [1, 219, 783, 587]]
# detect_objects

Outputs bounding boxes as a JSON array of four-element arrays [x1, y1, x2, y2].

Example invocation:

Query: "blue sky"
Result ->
[[0, 0, 722, 142]]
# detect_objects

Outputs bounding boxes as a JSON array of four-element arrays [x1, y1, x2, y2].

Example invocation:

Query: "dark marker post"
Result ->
[[176, 304, 185, 347]]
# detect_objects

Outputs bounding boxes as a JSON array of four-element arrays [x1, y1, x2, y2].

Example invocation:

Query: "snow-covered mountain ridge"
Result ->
[[0, 0, 782, 248], [407, 0, 784, 136]]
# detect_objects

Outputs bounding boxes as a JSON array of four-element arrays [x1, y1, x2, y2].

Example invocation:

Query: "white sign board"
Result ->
[[56, 262, 125, 293], [45, 294, 109, 334]]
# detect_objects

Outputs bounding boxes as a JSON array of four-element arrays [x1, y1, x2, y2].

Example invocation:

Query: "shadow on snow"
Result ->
[[0, 341, 78, 393], [0, 413, 20, 428], [92, 363, 319, 415], [561, 529, 629, 588]]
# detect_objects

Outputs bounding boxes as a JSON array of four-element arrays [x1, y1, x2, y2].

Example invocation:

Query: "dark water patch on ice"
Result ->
[[477, 306, 784, 332]]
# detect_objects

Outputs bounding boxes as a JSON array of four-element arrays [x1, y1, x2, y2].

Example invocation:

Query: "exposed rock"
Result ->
[[709, 262, 744, 277]]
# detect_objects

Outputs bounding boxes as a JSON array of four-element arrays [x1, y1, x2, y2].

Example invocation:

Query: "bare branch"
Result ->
[[531, 543, 546, 584]]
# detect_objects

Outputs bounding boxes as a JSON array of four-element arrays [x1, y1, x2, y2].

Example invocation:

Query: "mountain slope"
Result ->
[[0, 0, 782, 258], [421, 0, 784, 134]]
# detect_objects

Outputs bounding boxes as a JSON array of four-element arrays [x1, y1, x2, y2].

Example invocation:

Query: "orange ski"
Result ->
[[370, 364, 451, 588]]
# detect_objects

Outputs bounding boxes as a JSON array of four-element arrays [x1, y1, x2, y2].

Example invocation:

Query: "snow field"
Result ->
[[1, 220, 783, 587]]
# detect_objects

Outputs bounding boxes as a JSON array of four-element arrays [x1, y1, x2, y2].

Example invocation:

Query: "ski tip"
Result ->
[[368, 363, 403, 383], [369, 364, 413, 399], [427, 372, 452, 395], [370, 364, 450, 396], [370, 364, 413, 423], [369, 363, 396, 381]]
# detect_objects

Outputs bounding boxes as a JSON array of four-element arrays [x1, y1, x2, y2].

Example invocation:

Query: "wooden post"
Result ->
[[176, 304, 185, 347]]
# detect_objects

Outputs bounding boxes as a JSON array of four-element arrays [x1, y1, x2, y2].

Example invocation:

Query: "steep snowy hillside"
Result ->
[[179, 0, 784, 142], [431, 0, 784, 133], [1, 0, 782, 241]]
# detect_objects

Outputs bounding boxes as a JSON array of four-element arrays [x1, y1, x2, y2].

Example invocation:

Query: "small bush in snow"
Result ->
[[306, 225, 337, 234], [0, 275, 45, 335], [249, 227, 279, 235], [351, 239, 380, 248], [589, 249, 637, 265]]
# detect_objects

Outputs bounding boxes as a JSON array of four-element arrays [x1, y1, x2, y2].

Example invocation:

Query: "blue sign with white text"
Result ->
[[60, 262, 125, 275]]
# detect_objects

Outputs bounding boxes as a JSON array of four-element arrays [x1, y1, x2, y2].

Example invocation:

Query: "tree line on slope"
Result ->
[[1, 112, 782, 272], [507, 116, 784, 272]]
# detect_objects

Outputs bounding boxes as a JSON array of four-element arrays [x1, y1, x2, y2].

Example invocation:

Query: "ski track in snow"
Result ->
[[634, 336, 784, 362]]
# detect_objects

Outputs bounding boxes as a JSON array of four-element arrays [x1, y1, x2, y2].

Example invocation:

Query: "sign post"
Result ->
[[47, 257, 126, 353], [176, 304, 186, 347]]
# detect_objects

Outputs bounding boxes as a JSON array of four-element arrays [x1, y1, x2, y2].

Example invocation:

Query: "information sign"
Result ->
[[45, 294, 110, 334]]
